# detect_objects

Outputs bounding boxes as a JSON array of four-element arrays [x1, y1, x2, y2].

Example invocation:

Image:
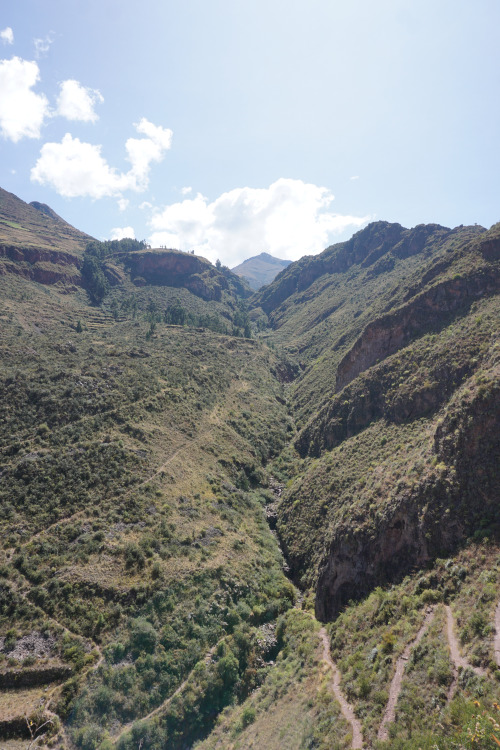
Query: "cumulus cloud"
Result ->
[[34, 33, 55, 58], [117, 198, 129, 211], [124, 118, 173, 190], [31, 119, 173, 199], [149, 178, 370, 265], [0, 56, 49, 141], [110, 226, 135, 240], [181, 186, 192, 195], [31, 134, 127, 197], [56, 79, 103, 122], [0, 27, 14, 45]]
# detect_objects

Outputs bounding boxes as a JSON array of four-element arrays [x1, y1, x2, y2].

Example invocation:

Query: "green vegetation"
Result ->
[[0, 192, 499, 749]]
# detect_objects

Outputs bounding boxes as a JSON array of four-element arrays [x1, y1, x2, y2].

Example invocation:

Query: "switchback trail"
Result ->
[[494, 600, 500, 667], [377, 607, 435, 742], [445, 604, 486, 700], [111, 644, 217, 745], [319, 627, 363, 749]]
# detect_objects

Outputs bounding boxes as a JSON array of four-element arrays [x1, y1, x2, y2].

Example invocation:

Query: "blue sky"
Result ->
[[1, 0, 499, 265]]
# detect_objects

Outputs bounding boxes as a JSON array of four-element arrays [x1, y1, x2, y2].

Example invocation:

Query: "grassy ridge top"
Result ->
[[0, 187, 92, 255]]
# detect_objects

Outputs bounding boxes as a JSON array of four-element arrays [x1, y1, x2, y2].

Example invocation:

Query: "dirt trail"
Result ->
[[319, 627, 363, 749], [445, 604, 486, 700], [111, 643, 217, 745], [494, 601, 500, 667], [377, 608, 435, 742]]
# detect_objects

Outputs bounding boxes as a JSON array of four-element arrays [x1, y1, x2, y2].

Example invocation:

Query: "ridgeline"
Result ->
[[0, 189, 499, 749]]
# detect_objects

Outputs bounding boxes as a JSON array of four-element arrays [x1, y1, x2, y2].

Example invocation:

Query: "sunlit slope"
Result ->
[[0, 270, 295, 748], [256, 221, 500, 620]]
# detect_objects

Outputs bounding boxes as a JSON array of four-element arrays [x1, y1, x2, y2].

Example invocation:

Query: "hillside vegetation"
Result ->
[[0, 189, 499, 749]]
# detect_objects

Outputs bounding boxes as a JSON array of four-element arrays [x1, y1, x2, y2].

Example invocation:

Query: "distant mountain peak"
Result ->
[[29, 200, 64, 222], [231, 252, 292, 290]]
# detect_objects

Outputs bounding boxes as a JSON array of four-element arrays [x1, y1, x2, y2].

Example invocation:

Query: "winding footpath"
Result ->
[[377, 608, 436, 742], [319, 627, 364, 749], [445, 604, 486, 700], [494, 600, 500, 668], [110, 643, 218, 745]]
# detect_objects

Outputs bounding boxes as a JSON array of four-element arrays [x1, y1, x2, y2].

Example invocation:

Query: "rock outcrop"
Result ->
[[335, 268, 500, 393], [255, 222, 453, 315], [0, 244, 82, 286], [122, 249, 250, 301], [314, 369, 500, 620]]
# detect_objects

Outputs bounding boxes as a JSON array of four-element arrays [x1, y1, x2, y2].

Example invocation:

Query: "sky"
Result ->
[[1, 0, 499, 267]]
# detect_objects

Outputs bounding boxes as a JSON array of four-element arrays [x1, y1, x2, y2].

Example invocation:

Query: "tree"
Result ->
[[81, 253, 108, 304]]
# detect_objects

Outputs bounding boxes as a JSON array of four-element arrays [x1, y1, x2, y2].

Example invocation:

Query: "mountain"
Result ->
[[231, 251, 292, 290], [1, 194, 500, 750], [0, 186, 92, 254], [252, 220, 500, 614]]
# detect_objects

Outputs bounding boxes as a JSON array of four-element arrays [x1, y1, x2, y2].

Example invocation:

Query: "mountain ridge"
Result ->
[[0, 191, 499, 749], [231, 251, 292, 290]]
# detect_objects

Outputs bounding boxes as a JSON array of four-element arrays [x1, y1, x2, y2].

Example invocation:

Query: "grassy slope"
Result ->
[[0, 187, 91, 255], [0, 271, 296, 749], [1, 206, 499, 749], [257, 222, 499, 603]]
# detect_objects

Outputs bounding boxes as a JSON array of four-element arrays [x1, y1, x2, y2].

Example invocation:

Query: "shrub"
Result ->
[[129, 618, 158, 655]]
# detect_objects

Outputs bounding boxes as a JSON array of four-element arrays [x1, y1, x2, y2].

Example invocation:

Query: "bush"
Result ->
[[240, 704, 256, 728], [129, 618, 158, 655]]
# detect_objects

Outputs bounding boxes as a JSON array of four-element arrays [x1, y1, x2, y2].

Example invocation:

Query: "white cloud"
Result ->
[[117, 198, 129, 211], [31, 118, 173, 199], [56, 79, 103, 122], [181, 186, 192, 195], [1, 27, 14, 45], [0, 56, 50, 142], [110, 226, 135, 240], [124, 118, 173, 190], [34, 33, 55, 58], [31, 133, 127, 198], [149, 178, 371, 266], [350, 175, 360, 181], [139, 201, 153, 210]]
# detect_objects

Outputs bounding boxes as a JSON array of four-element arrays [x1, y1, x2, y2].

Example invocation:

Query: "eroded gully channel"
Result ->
[[265, 476, 364, 748]]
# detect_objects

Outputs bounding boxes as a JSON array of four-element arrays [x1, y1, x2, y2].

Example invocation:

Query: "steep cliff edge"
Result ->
[[120, 248, 250, 301], [272, 221, 500, 620]]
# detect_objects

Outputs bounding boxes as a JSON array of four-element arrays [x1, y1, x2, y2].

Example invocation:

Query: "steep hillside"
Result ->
[[0, 188, 93, 289], [0, 273, 295, 749], [253, 221, 500, 619], [0, 189, 250, 304], [1, 197, 500, 750], [231, 252, 292, 290]]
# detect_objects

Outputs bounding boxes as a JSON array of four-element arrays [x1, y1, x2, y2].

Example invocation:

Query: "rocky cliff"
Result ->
[[273, 221, 500, 620], [121, 248, 251, 301]]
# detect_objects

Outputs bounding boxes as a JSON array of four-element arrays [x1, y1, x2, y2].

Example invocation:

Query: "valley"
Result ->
[[0, 187, 499, 749]]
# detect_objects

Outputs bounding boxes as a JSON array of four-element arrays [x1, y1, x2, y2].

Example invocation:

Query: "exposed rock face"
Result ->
[[296, 347, 477, 458], [273, 221, 499, 623], [313, 371, 500, 620], [255, 222, 451, 315], [335, 268, 500, 393], [122, 249, 249, 301], [0, 244, 82, 286], [0, 244, 81, 268], [103, 261, 127, 286]]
